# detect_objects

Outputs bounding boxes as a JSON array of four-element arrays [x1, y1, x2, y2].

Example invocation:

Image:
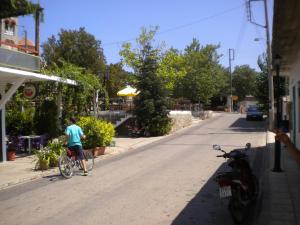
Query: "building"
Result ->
[[0, 1, 76, 162], [272, 0, 300, 147], [0, 17, 19, 51]]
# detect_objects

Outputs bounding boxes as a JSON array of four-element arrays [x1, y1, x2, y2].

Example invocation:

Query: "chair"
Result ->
[[40, 134, 50, 146], [32, 138, 41, 150], [32, 134, 49, 149], [16, 136, 27, 152]]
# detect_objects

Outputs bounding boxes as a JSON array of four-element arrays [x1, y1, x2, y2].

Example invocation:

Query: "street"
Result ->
[[0, 113, 266, 225]]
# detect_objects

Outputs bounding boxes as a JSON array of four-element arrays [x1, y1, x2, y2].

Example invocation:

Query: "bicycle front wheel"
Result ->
[[58, 155, 74, 179]]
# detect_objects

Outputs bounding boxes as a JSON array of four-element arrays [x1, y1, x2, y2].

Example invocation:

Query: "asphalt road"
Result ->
[[0, 113, 266, 225]]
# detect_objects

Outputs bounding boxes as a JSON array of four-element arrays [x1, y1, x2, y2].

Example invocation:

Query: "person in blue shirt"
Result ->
[[65, 117, 88, 176]]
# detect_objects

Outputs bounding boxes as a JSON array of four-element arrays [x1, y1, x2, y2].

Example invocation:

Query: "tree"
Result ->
[[105, 63, 136, 98], [232, 65, 258, 101], [42, 27, 106, 74], [255, 54, 269, 111], [174, 39, 226, 103], [120, 27, 171, 136], [157, 48, 186, 96], [42, 28, 108, 119], [134, 43, 171, 136], [39, 61, 105, 120], [120, 26, 161, 74]]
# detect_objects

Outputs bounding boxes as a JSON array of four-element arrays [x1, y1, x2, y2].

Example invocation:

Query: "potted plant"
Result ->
[[6, 142, 16, 161], [34, 147, 50, 170], [78, 117, 115, 157], [46, 138, 65, 167]]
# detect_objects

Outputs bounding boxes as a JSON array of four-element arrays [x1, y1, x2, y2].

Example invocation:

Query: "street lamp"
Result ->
[[273, 54, 283, 172]]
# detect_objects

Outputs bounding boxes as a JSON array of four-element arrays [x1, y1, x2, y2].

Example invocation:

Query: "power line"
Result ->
[[234, 9, 248, 60], [102, 3, 245, 47]]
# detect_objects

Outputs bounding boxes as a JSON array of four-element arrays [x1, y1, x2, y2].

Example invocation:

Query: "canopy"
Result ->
[[0, 66, 76, 162], [117, 85, 139, 97]]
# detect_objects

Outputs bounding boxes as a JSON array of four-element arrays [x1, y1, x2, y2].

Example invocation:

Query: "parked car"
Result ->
[[246, 106, 263, 120]]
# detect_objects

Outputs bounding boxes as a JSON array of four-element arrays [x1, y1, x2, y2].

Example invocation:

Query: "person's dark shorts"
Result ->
[[68, 145, 84, 160]]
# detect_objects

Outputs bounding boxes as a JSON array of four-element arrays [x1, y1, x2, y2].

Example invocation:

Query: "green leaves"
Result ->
[[77, 117, 115, 148], [158, 49, 187, 94], [0, 0, 42, 18], [232, 65, 258, 101], [42, 27, 106, 74], [173, 39, 226, 103]]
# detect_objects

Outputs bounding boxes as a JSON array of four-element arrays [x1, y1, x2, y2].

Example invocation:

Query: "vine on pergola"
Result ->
[[0, 0, 43, 19]]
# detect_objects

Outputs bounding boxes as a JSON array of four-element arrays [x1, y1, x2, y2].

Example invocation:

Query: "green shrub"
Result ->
[[6, 108, 34, 135], [149, 116, 172, 136], [34, 100, 59, 138], [77, 116, 115, 149]]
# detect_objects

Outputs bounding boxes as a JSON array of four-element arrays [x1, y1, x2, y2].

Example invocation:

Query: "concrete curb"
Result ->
[[0, 168, 59, 190]]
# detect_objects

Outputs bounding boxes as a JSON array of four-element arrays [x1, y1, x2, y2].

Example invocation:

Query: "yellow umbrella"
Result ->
[[117, 85, 139, 97]]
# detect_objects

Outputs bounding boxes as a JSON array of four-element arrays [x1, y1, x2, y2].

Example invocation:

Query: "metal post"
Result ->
[[35, 9, 40, 55], [229, 48, 234, 112], [24, 30, 28, 52], [263, 0, 275, 131], [273, 55, 282, 172]]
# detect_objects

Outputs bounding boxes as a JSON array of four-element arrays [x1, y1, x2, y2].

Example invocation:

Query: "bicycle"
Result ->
[[58, 148, 94, 179]]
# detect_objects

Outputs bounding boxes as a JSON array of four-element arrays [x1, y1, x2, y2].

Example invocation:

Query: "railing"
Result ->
[[108, 103, 135, 112], [0, 46, 40, 72]]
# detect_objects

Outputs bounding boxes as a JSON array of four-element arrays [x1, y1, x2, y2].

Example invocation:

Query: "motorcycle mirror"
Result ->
[[245, 143, 251, 150], [213, 144, 221, 151]]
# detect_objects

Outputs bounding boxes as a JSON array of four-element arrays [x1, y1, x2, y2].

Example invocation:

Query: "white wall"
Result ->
[[287, 59, 300, 148]]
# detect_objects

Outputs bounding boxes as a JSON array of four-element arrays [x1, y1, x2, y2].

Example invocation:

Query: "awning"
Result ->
[[0, 66, 76, 85], [272, 0, 300, 74], [0, 66, 76, 162], [0, 66, 76, 109]]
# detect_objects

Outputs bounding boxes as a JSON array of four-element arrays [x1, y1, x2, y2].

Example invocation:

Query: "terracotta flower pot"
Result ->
[[39, 159, 49, 170], [93, 146, 106, 157], [7, 150, 16, 161]]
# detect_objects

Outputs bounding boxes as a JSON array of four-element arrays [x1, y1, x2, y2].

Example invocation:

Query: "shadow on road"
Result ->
[[171, 146, 265, 225], [228, 118, 266, 132]]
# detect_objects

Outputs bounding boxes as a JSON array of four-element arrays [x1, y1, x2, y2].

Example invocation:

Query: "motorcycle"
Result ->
[[213, 143, 259, 224]]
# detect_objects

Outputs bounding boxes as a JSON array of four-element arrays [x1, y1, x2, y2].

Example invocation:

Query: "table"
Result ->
[[19, 135, 41, 154]]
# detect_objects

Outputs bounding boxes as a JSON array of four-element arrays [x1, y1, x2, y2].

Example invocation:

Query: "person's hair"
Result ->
[[70, 117, 77, 124]]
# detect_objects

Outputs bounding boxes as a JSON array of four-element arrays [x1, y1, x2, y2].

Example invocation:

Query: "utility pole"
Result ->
[[246, 0, 274, 130], [229, 48, 235, 112], [273, 54, 282, 172], [24, 30, 27, 52]]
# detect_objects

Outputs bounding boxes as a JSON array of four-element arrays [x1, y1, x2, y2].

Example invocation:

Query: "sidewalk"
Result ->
[[256, 131, 300, 225], [0, 117, 203, 190]]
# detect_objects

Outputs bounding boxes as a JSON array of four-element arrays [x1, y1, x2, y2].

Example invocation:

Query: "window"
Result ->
[[4, 23, 15, 36]]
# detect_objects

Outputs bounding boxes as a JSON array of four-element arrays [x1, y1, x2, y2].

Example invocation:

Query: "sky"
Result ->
[[19, 0, 273, 72]]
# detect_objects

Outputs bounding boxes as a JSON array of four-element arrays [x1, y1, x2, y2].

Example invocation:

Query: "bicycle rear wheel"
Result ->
[[84, 150, 94, 171], [58, 155, 74, 179]]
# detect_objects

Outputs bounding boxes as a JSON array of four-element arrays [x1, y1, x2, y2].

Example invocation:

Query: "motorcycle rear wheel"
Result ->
[[251, 174, 259, 201], [229, 198, 245, 225]]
